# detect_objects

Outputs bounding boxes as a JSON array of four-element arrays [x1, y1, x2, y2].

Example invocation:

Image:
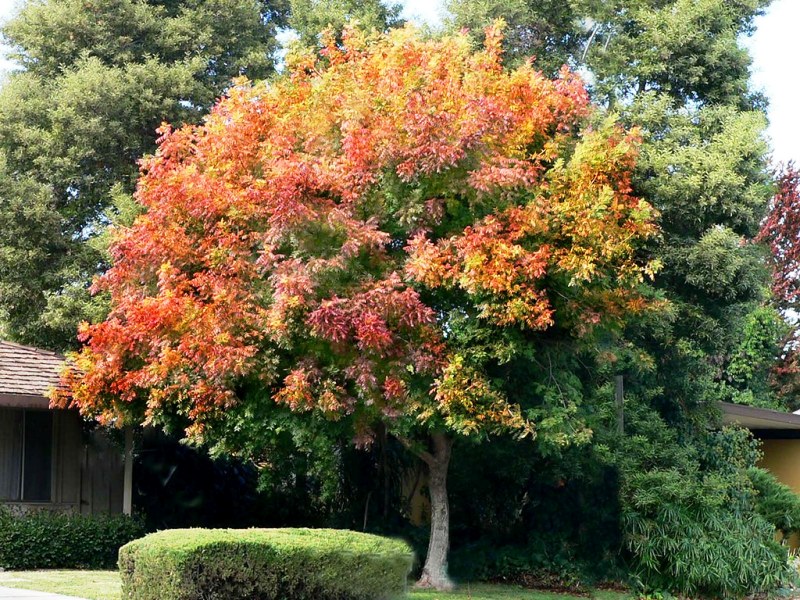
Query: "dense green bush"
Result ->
[[612, 414, 794, 597], [119, 528, 413, 600], [0, 508, 146, 569], [748, 466, 800, 534], [622, 468, 790, 597]]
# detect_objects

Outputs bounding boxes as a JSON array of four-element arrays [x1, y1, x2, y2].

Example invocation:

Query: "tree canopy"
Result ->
[[0, 0, 289, 349], [59, 25, 659, 589], [289, 0, 403, 46]]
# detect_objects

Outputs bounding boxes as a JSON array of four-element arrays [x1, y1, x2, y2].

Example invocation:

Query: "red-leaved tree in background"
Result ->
[[759, 164, 800, 401]]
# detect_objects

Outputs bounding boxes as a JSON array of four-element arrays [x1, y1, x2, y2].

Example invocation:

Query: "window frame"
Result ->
[[0, 407, 55, 504]]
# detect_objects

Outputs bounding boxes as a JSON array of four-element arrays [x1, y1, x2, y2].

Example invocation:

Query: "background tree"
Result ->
[[758, 165, 800, 401], [0, 0, 289, 350], [59, 26, 659, 590], [759, 165, 800, 313], [289, 0, 403, 46], [445, 0, 781, 423], [446, 0, 767, 107], [440, 0, 798, 593]]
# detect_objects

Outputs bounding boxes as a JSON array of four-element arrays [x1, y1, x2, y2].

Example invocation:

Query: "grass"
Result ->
[[0, 570, 629, 600], [411, 585, 628, 600], [0, 570, 120, 600]]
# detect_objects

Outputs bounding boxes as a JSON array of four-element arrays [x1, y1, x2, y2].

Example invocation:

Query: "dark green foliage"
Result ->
[[445, 388, 793, 595], [133, 431, 271, 531], [622, 469, 789, 597], [289, 0, 403, 46], [0, 0, 288, 350], [119, 528, 413, 600], [445, 434, 623, 586], [0, 508, 146, 570], [748, 467, 800, 534]]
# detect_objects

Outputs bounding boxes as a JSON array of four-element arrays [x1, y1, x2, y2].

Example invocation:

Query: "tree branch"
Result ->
[[394, 434, 436, 466]]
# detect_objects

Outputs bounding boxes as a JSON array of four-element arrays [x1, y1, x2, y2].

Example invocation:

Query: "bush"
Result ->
[[0, 508, 146, 570], [119, 528, 414, 600], [622, 468, 790, 597], [748, 467, 800, 534], [606, 410, 795, 596]]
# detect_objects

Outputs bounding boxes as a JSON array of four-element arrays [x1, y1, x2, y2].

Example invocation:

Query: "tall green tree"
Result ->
[[446, 0, 780, 413], [289, 0, 403, 46], [0, 0, 289, 349], [443, 0, 795, 593], [447, 0, 766, 107]]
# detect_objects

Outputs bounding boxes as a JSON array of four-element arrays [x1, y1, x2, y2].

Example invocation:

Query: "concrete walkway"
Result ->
[[0, 587, 88, 600]]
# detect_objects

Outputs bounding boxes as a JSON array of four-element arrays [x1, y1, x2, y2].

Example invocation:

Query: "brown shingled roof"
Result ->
[[0, 341, 66, 408]]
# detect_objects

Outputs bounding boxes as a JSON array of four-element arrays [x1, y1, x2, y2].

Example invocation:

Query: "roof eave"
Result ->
[[719, 401, 800, 430], [0, 393, 51, 410]]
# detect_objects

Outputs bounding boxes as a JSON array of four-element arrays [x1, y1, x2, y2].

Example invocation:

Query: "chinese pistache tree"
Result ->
[[59, 26, 659, 590]]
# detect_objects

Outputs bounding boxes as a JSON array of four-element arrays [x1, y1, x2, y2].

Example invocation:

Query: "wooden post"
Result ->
[[615, 375, 624, 435], [122, 426, 133, 516]]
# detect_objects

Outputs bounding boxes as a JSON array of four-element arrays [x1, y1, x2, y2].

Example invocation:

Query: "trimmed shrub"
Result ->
[[0, 508, 146, 570], [119, 528, 414, 600]]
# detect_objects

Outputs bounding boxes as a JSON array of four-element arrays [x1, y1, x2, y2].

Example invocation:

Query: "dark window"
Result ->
[[0, 408, 53, 502], [22, 411, 53, 502]]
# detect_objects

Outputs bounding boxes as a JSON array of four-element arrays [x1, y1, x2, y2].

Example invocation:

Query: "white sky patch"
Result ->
[[745, 0, 800, 166], [400, 0, 445, 27], [0, 0, 20, 79]]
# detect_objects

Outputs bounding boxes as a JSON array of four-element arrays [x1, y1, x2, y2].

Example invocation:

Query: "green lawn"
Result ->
[[0, 570, 121, 600], [0, 570, 628, 600], [411, 585, 627, 600]]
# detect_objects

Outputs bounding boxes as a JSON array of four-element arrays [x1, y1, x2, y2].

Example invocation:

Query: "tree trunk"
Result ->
[[415, 433, 455, 591]]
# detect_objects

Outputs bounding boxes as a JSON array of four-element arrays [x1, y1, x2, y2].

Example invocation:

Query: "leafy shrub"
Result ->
[[119, 528, 413, 600], [623, 470, 787, 596], [604, 407, 794, 597], [748, 467, 800, 534], [622, 468, 790, 597], [0, 508, 146, 569]]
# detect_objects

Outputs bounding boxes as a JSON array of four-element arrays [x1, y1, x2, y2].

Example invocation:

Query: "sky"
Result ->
[[744, 0, 800, 166], [0, 0, 796, 163]]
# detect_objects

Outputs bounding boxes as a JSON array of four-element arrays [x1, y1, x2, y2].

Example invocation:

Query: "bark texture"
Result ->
[[415, 433, 455, 591]]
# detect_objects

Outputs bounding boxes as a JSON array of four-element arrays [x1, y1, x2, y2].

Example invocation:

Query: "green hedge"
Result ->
[[0, 508, 146, 569], [119, 528, 414, 600]]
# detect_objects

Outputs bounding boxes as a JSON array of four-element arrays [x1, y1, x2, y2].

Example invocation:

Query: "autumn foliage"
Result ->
[[57, 25, 658, 441], [759, 165, 800, 400], [760, 165, 800, 310]]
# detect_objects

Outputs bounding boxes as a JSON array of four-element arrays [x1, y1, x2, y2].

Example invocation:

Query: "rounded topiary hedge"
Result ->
[[118, 528, 414, 600]]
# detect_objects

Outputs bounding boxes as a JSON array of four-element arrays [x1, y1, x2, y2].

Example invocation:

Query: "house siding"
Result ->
[[758, 438, 800, 549], [0, 408, 124, 515]]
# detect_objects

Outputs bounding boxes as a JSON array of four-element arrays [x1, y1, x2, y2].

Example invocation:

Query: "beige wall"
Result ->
[[760, 439, 800, 492], [758, 438, 800, 548]]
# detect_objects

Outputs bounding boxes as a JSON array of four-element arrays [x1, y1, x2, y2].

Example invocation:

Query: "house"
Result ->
[[720, 401, 800, 492], [721, 401, 800, 546], [0, 341, 132, 515]]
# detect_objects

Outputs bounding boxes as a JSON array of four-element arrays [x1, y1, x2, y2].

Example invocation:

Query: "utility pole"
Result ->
[[615, 375, 624, 435]]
